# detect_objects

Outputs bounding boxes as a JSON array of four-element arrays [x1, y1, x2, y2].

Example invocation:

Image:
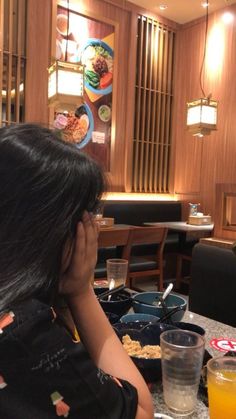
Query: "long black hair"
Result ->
[[0, 124, 106, 310]]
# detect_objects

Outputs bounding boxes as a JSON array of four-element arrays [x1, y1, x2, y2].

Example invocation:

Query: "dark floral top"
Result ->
[[0, 299, 138, 419]]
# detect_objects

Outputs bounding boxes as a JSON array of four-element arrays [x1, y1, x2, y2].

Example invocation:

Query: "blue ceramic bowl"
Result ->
[[115, 322, 177, 383], [94, 287, 132, 317], [120, 313, 160, 324], [132, 292, 187, 323], [76, 103, 94, 150]]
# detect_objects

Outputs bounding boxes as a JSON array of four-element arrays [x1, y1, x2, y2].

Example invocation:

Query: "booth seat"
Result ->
[[102, 200, 182, 225], [189, 243, 236, 327]]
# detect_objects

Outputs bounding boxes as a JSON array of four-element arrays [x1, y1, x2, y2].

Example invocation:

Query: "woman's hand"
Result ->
[[59, 211, 99, 298]]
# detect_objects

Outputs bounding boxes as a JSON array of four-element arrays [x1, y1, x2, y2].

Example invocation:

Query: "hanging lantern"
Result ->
[[48, 60, 84, 111], [186, 98, 218, 137]]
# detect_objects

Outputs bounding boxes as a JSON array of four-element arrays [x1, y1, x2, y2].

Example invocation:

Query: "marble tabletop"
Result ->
[[151, 310, 236, 418]]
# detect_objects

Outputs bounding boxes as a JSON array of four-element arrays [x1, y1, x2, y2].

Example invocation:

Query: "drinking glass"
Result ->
[[207, 356, 236, 419], [93, 205, 104, 220], [106, 259, 128, 289], [160, 329, 205, 416]]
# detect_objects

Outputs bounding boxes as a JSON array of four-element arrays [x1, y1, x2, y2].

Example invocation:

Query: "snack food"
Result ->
[[122, 334, 161, 359]]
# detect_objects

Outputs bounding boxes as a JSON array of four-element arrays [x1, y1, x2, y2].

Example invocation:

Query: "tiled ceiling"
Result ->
[[128, 0, 236, 24]]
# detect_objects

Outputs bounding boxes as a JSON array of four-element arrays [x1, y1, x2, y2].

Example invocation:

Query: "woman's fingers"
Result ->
[[59, 211, 99, 297], [82, 212, 98, 256]]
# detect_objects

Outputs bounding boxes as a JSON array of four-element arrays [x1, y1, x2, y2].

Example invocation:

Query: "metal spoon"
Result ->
[[155, 283, 173, 307], [134, 283, 174, 307]]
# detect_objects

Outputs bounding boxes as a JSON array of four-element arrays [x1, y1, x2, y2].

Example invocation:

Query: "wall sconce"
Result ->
[[48, 60, 84, 112], [187, 97, 218, 137]]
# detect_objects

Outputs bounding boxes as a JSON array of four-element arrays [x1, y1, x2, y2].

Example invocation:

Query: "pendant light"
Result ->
[[48, 0, 84, 112], [186, 0, 218, 137]]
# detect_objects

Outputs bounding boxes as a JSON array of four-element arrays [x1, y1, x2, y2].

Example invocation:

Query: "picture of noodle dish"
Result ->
[[81, 39, 113, 95], [53, 103, 94, 149]]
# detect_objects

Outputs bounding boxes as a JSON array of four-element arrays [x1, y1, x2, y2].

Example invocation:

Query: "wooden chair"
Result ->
[[97, 227, 131, 248], [123, 226, 168, 291], [175, 251, 192, 289], [94, 226, 132, 283]]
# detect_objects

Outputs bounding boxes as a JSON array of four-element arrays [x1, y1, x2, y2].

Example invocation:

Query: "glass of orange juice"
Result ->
[[207, 356, 236, 419]]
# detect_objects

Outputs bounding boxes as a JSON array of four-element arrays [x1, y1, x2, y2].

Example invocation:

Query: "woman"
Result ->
[[0, 124, 153, 419]]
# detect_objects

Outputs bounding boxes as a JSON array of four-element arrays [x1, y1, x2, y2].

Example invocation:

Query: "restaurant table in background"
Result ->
[[144, 221, 214, 249], [151, 310, 236, 418], [144, 222, 214, 288]]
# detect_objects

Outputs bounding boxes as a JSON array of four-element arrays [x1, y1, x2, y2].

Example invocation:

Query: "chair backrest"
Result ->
[[98, 227, 131, 248], [189, 243, 236, 326], [123, 226, 168, 259]]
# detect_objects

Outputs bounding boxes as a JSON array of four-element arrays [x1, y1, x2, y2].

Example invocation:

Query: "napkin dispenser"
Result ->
[[96, 217, 114, 228], [188, 213, 212, 225]]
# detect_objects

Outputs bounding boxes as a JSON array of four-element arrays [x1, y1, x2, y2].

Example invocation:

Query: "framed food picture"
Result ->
[[54, 5, 116, 172]]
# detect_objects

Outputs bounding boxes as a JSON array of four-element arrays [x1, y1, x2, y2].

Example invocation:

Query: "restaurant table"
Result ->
[[151, 310, 236, 418], [144, 221, 214, 249]]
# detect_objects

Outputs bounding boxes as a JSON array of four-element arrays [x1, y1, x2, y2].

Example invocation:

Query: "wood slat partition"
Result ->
[[0, 0, 26, 127], [133, 16, 175, 193]]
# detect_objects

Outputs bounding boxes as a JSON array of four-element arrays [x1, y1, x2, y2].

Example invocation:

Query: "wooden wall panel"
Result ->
[[214, 183, 236, 240], [25, 0, 51, 124], [172, 4, 236, 222]]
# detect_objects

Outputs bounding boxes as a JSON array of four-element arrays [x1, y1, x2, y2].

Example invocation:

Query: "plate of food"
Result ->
[[81, 38, 113, 95], [59, 103, 94, 149], [114, 322, 177, 383]]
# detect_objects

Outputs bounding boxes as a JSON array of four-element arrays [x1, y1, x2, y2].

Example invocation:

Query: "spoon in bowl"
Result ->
[[133, 283, 174, 307], [155, 283, 173, 307]]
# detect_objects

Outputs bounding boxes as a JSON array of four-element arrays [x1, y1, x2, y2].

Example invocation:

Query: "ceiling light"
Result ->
[[48, 0, 84, 112], [186, 0, 218, 137], [187, 98, 218, 137], [48, 60, 84, 111], [201, 2, 210, 8], [222, 11, 234, 24], [159, 4, 168, 11]]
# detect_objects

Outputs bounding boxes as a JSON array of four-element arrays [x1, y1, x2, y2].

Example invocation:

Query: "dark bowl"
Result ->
[[174, 321, 205, 336], [94, 287, 132, 317], [113, 321, 152, 332], [105, 312, 120, 325], [115, 322, 177, 383], [132, 292, 187, 322]]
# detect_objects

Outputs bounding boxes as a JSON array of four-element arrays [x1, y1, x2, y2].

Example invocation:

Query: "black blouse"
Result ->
[[0, 299, 138, 419]]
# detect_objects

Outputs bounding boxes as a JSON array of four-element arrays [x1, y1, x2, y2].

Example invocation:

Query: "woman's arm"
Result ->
[[59, 212, 154, 419]]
